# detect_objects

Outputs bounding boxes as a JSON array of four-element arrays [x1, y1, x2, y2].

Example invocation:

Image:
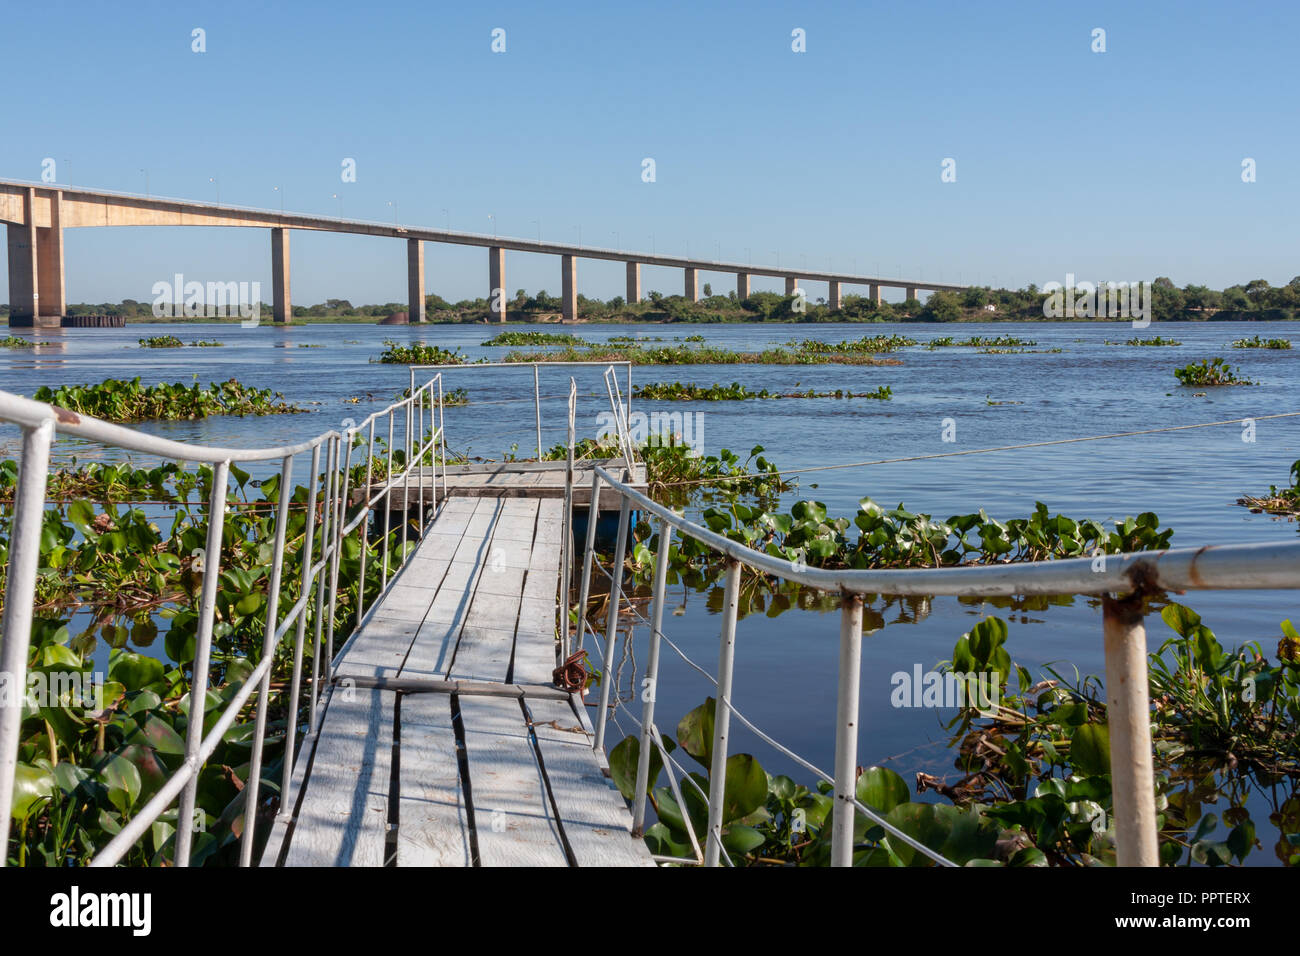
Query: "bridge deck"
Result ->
[[260, 495, 654, 867]]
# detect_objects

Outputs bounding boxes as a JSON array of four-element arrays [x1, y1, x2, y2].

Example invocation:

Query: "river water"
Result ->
[[2, 318, 1296, 862]]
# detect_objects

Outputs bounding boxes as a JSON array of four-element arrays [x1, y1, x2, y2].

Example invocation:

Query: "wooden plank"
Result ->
[[511, 627, 558, 686], [283, 688, 395, 867], [397, 694, 471, 867], [334, 618, 421, 680], [367, 586, 433, 623], [459, 696, 568, 867], [527, 696, 656, 867], [401, 501, 504, 679], [446, 624, 518, 682]]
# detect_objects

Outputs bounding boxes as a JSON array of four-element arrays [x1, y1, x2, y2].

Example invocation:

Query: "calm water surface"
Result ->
[[2, 319, 1296, 861]]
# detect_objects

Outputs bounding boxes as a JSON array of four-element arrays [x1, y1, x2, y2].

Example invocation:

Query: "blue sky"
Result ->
[[3, 0, 1298, 305]]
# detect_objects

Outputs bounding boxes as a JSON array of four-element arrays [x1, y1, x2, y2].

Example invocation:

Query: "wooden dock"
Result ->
[[375, 459, 647, 511], [260, 495, 655, 867]]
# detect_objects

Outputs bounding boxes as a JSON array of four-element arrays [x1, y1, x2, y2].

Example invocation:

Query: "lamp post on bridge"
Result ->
[[387, 200, 398, 226], [209, 177, 220, 205], [140, 169, 149, 198], [273, 185, 283, 213], [488, 214, 496, 238], [332, 193, 342, 217]]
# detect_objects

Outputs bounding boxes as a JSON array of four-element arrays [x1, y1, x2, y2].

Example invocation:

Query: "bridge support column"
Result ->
[[828, 280, 841, 310], [561, 254, 577, 321], [625, 261, 640, 303], [684, 267, 698, 302], [870, 283, 882, 306], [736, 272, 750, 299], [407, 239, 425, 323], [489, 246, 506, 321], [905, 286, 918, 302], [271, 228, 291, 323], [6, 188, 37, 326], [35, 190, 65, 321], [785, 276, 798, 296]]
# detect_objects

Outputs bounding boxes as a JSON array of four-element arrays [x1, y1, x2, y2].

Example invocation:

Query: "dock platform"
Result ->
[[374, 459, 647, 511], [260, 495, 654, 867]]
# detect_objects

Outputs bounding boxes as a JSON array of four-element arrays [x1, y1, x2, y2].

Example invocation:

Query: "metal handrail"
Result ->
[[0, 375, 447, 867], [407, 360, 633, 461], [578, 464, 1300, 868]]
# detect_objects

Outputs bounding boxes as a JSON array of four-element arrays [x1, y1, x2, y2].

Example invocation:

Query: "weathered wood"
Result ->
[[459, 696, 568, 866], [527, 696, 655, 867], [397, 694, 471, 866], [283, 688, 395, 867], [377, 462, 646, 511], [279, 487, 654, 867], [334, 618, 421, 680]]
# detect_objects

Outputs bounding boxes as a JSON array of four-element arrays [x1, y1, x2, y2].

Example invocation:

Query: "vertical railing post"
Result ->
[[1103, 594, 1159, 867], [632, 518, 673, 835], [533, 364, 542, 459], [831, 591, 864, 867], [280, 443, 322, 813], [561, 378, 576, 659], [328, 431, 354, 673], [703, 559, 742, 867], [357, 418, 375, 627], [239, 454, 295, 866], [593, 495, 630, 752], [416, 388, 425, 536], [575, 470, 602, 653], [437, 375, 447, 504], [310, 435, 337, 729], [382, 413, 394, 587], [0, 419, 54, 864], [400, 401, 410, 560], [175, 458, 232, 866]]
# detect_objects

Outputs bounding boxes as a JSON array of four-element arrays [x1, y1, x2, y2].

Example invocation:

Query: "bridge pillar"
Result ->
[[6, 188, 37, 326], [35, 190, 65, 321], [625, 261, 640, 303], [828, 280, 841, 310], [407, 239, 425, 323], [736, 272, 750, 299], [489, 246, 506, 321], [905, 286, 918, 302], [271, 228, 291, 323], [785, 276, 798, 296], [684, 267, 698, 302], [869, 283, 882, 306], [561, 254, 577, 321]]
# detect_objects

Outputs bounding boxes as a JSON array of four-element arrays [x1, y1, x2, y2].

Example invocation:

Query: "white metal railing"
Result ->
[[0, 374, 447, 867], [407, 360, 632, 461], [572, 464, 1300, 868]]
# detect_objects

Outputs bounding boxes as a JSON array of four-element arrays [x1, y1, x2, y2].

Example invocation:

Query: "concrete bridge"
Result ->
[[0, 179, 968, 327]]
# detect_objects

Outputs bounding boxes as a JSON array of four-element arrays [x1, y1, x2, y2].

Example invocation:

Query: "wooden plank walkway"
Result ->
[[377, 459, 647, 511], [261, 495, 654, 867]]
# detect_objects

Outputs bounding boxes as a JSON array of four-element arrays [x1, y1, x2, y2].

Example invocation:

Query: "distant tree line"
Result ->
[[7, 276, 1300, 323]]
